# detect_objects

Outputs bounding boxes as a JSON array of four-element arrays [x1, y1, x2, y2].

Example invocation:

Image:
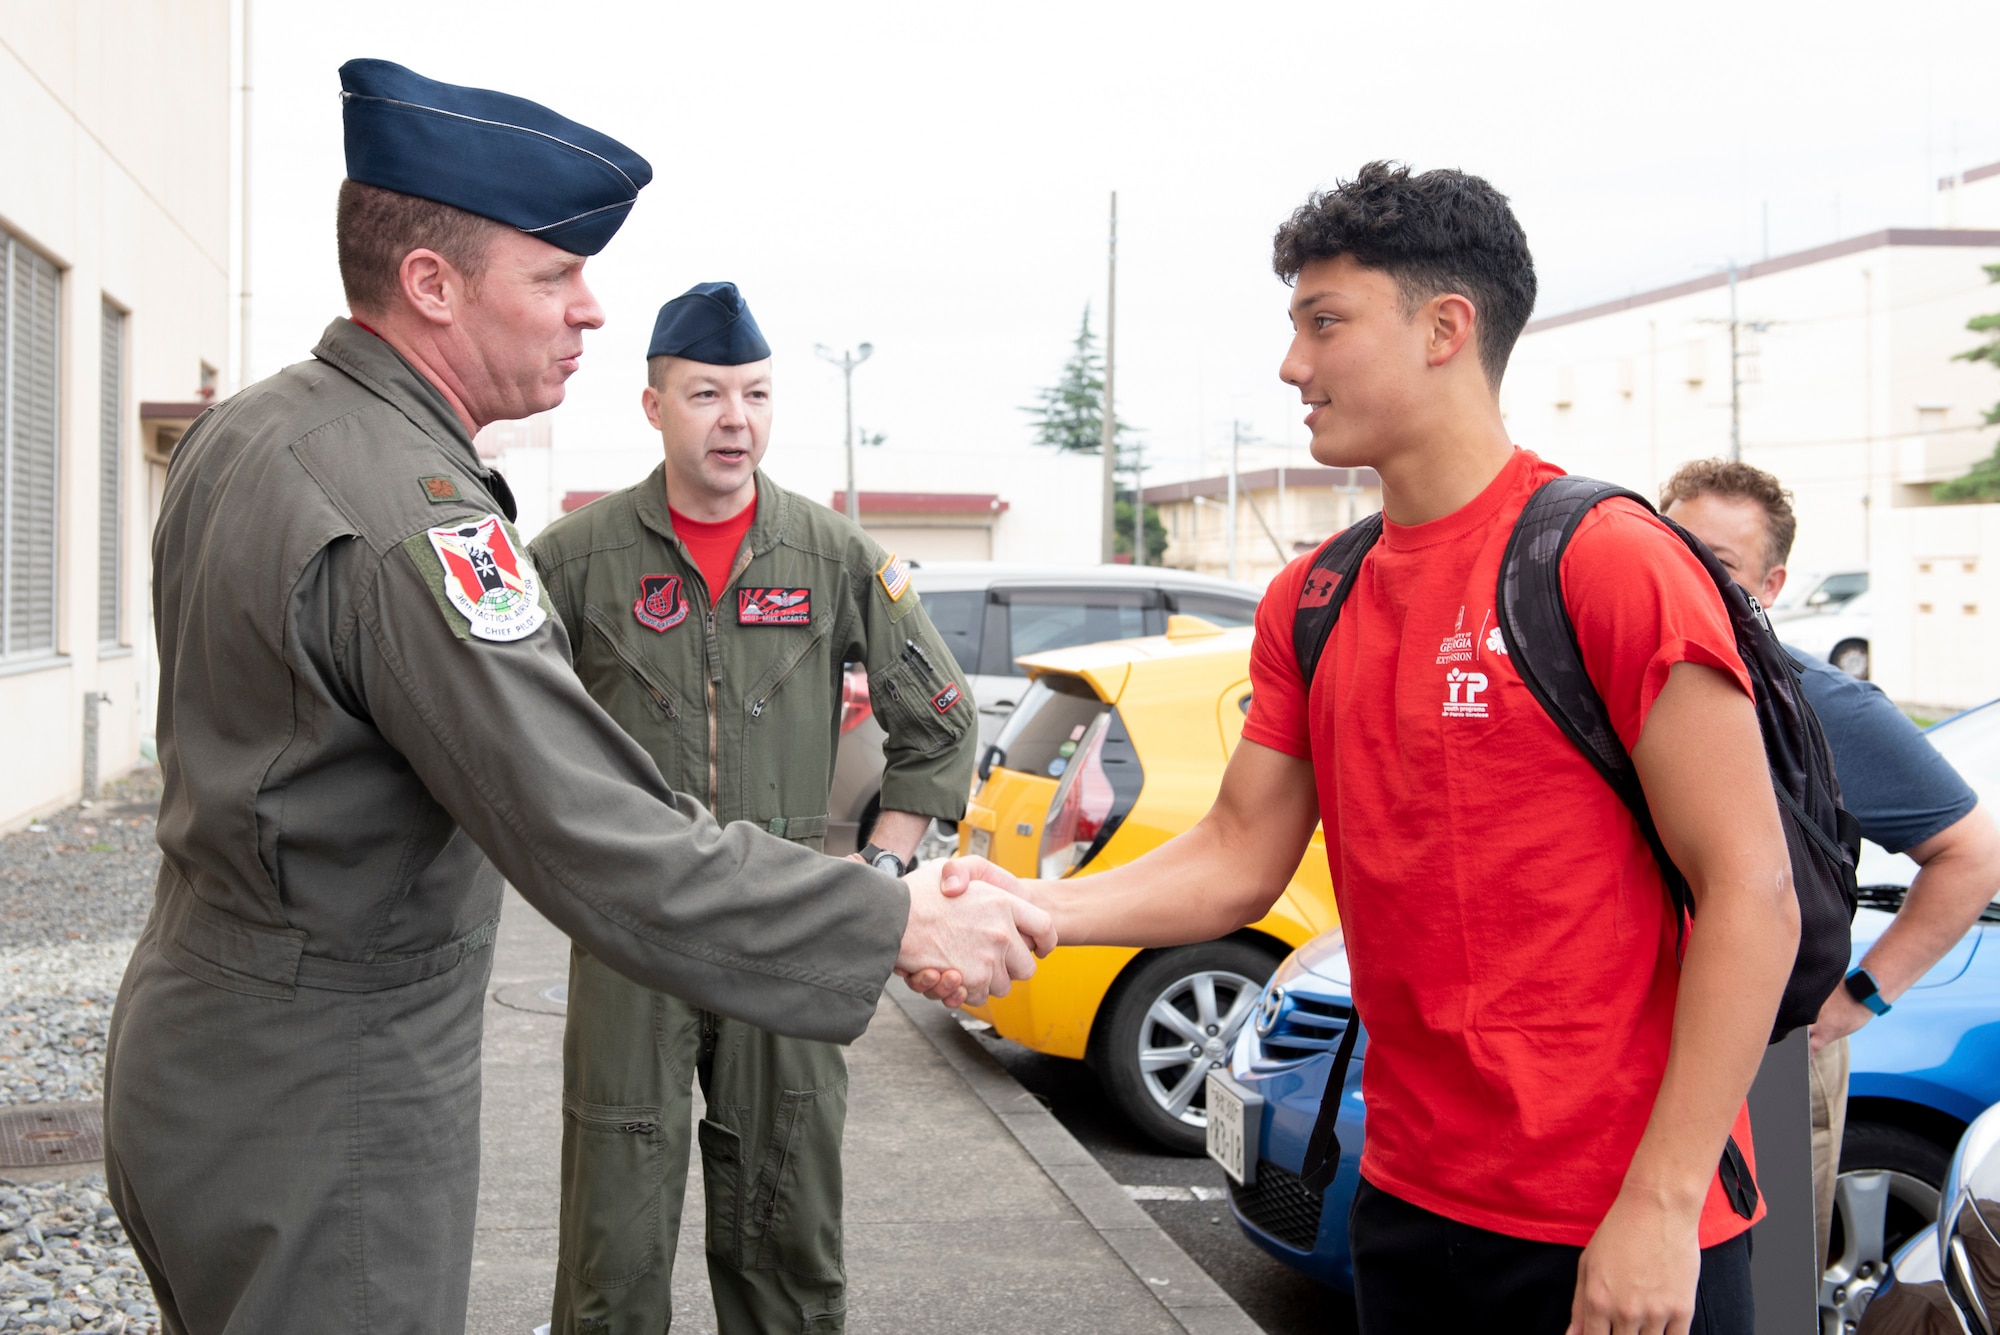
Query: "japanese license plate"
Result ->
[[966, 828, 991, 860], [1205, 1070, 1261, 1186]]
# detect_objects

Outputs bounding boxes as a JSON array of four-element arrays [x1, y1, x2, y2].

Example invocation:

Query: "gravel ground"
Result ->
[[0, 771, 162, 1333]]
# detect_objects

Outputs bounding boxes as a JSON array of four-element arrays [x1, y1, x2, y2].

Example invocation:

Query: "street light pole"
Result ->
[[1100, 191, 1118, 564], [815, 343, 874, 521]]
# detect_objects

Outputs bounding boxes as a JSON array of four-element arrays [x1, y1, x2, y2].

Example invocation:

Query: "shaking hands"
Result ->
[[896, 856, 1054, 1008]]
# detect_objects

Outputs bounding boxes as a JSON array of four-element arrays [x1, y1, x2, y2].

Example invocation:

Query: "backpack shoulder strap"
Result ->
[[1495, 478, 1693, 933], [1292, 513, 1385, 687]]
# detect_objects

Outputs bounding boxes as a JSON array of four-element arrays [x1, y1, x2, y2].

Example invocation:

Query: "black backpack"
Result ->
[[1292, 475, 1859, 1200]]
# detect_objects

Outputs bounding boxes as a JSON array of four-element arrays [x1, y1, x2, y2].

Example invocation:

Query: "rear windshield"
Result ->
[[990, 675, 1109, 780], [921, 590, 985, 674]]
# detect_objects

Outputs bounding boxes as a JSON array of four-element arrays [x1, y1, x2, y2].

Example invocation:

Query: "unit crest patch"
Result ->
[[419, 515, 547, 642], [634, 574, 689, 632], [876, 553, 911, 602], [738, 588, 812, 626]]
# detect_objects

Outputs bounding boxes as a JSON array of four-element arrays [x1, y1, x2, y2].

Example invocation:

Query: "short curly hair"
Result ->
[[1658, 458, 1797, 575], [1272, 162, 1537, 387]]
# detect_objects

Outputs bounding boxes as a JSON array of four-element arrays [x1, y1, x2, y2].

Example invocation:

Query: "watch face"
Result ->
[[871, 852, 905, 875]]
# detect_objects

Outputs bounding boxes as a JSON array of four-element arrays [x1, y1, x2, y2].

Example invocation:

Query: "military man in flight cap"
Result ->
[[529, 282, 976, 1334], [103, 59, 1046, 1335]]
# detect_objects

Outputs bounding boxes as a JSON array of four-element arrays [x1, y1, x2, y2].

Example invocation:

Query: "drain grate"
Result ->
[[0, 1105, 104, 1169]]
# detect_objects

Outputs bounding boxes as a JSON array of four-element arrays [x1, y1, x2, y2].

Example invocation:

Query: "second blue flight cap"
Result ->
[[338, 58, 652, 256], [648, 283, 772, 366]]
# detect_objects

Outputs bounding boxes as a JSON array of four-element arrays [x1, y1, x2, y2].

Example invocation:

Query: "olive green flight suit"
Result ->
[[530, 468, 977, 1334], [104, 320, 914, 1335]]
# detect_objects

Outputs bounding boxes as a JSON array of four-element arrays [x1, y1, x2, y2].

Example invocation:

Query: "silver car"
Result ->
[[826, 562, 1263, 857]]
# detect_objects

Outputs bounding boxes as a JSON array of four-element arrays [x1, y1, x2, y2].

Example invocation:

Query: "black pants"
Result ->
[[1350, 1180, 1754, 1335]]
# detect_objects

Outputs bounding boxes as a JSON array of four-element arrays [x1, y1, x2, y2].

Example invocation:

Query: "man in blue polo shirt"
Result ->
[[1662, 458, 2000, 1266]]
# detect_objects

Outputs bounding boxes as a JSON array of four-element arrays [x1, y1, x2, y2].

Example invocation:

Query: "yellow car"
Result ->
[[959, 617, 1338, 1153]]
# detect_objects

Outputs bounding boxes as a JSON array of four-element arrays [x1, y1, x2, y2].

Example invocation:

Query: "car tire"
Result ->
[[1091, 940, 1281, 1156], [1821, 1120, 1948, 1328], [1831, 639, 1870, 680]]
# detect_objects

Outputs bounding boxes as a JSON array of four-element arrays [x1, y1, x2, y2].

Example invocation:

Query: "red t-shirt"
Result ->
[[1243, 447, 1764, 1248], [669, 495, 757, 606]]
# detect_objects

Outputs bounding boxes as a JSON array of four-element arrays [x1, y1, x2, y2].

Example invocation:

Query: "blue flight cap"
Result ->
[[339, 58, 651, 257], [647, 283, 772, 365]]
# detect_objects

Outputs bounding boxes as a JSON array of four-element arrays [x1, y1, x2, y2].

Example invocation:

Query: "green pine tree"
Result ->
[[1936, 262, 2000, 502], [1113, 495, 1168, 564], [1022, 305, 1133, 455]]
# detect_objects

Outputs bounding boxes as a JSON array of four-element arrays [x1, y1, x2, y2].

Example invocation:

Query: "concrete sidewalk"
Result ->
[[469, 889, 1263, 1334]]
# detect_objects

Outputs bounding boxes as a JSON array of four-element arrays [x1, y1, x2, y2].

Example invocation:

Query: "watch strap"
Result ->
[[859, 843, 907, 877], [1844, 967, 1891, 1016]]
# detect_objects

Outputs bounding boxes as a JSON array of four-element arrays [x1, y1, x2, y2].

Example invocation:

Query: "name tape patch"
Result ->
[[877, 553, 911, 602], [423, 515, 546, 642], [931, 682, 961, 714], [738, 588, 812, 626], [634, 574, 689, 632]]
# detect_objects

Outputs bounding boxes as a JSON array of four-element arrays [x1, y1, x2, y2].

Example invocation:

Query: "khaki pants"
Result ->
[[552, 945, 849, 1335], [1810, 1034, 1850, 1269]]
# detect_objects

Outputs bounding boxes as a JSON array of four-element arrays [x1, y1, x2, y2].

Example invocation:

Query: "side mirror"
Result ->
[[1808, 589, 1833, 607], [1860, 1102, 2000, 1334], [1941, 1102, 2000, 1333]]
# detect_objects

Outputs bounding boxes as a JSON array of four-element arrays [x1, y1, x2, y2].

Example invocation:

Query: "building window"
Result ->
[[1, 233, 61, 662], [100, 302, 125, 646]]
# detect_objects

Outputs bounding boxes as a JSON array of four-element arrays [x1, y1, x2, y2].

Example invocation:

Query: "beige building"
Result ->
[[1505, 175, 2000, 710], [0, 5, 235, 830], [1146, 465, 1381, 587]]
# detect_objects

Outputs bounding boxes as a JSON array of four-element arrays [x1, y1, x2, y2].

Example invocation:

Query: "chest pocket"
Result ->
[[580, 605, 682, 746], [871, 638, 969, 755]]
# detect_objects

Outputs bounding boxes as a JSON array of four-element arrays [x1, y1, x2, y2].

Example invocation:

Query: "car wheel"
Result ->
[[1820, 1120, 1947, 1330], [1830, 639, 1870, 680], [1092, 941, 1280, 1155]]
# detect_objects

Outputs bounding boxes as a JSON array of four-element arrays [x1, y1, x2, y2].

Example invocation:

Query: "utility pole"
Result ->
[[237, 0, 253, 390], [1128, 440, 1146, 568], [1100, 192, 1118, 564], [1227, 420, 1242, 581], [815, 343, 873, 521], [1728, 260, 1741, 462]]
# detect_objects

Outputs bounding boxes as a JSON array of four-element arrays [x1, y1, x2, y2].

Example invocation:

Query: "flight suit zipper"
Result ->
[[582, 608, 680, 721], [748, 625, 829, 719]]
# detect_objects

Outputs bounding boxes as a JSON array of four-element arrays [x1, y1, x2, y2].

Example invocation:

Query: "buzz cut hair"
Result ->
[[1658, 457, 1798, 576], [1271, 161, 1538, 388], [336, 179, 506, 316]]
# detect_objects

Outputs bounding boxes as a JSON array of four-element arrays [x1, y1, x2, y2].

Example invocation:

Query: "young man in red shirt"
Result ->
[[965, 164, 1799, 1332]]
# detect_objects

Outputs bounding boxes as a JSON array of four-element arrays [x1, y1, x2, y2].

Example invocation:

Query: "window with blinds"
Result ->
[[99, 302, 123, 646], [1, 233, 62, 662]]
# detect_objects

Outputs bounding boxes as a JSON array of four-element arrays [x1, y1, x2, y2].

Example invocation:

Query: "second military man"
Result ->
[[531, 282, 978, 1333]]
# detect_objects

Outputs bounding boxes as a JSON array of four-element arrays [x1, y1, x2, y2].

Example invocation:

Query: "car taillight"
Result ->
[[840, 666, 872, 735], [1039, 715, 1116, 878]]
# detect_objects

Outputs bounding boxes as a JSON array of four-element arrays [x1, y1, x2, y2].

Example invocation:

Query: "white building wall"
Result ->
[[0, 3, 234, 829]]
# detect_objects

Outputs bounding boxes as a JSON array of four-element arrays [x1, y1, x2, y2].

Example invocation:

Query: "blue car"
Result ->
[[1221, 700, 2000, 1319]]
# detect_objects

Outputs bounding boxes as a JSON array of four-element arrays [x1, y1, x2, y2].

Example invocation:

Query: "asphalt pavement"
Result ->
[[969, 1029, 1357, 1335]]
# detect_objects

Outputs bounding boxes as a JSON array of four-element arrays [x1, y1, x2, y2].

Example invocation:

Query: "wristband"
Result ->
[[1844, 967, 1892, 1017]]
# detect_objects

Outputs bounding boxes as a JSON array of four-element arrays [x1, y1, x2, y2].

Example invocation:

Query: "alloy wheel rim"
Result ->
[[1135, 969, 1261, 1127], [1820, 1167, 1940, 1331]]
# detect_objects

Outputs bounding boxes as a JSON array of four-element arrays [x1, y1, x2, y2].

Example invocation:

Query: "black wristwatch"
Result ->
[[1844, 967, 1892, 1016], [859, 844, 907, 878]]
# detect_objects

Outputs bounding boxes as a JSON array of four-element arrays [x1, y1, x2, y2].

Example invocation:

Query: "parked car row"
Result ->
[[826, 562, 1260, 857]]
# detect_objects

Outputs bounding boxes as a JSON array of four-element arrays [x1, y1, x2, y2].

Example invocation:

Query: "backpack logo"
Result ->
[[1299, 571, 1341, 609], [1442, 668, 1489, 718], [633, 575, 689, 632]]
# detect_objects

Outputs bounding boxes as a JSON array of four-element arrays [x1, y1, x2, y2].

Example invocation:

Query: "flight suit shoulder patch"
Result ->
[[876, 552, 910, 601], [401, 513, 551, 642]]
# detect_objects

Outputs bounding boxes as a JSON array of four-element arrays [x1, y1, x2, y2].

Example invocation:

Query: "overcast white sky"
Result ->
[[246, 0, 2000, 495]]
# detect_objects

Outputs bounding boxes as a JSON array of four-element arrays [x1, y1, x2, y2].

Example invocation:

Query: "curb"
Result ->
[[887, 979, 1267, 1335]]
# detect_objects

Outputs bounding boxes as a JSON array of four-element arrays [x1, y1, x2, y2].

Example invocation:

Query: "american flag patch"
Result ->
[[876, 553, 910, 602]]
